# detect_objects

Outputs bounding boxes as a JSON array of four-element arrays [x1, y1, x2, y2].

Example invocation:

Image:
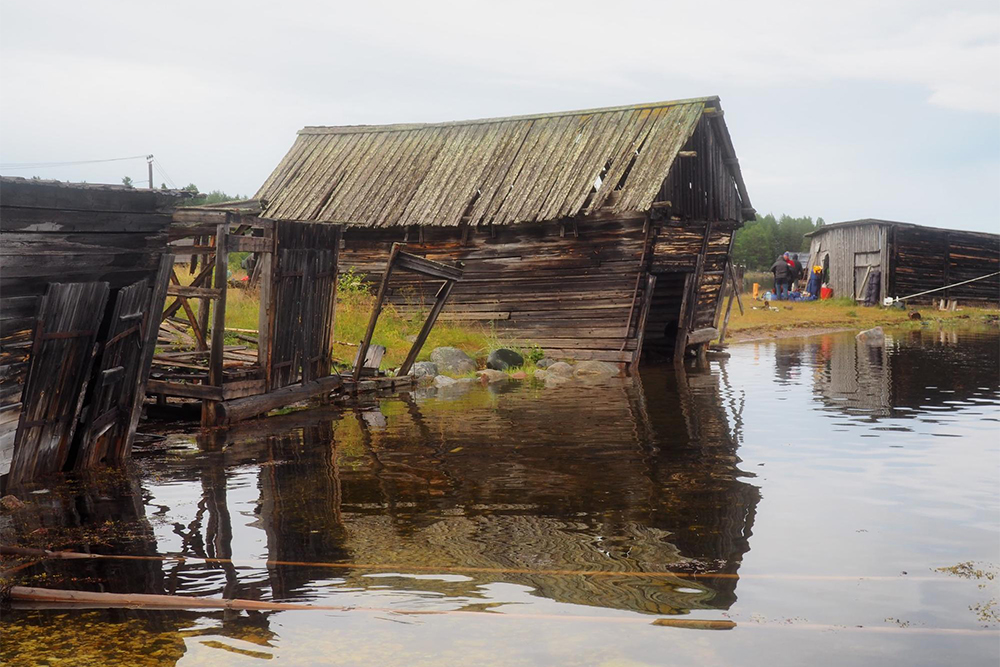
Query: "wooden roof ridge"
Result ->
[[806, 218, 999, 240], [257, 95, 753, 227], [297, 96, 722, 136]]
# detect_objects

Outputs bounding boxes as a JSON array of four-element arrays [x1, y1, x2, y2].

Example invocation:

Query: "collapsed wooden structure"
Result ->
[[0, 178, 179, 484], [805, 219, 1000, 305], [256, 96, 754, 367], [152, 208, 347, 426]]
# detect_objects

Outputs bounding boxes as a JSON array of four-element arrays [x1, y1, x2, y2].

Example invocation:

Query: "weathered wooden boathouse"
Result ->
[[805, 219, 1000, 305], [256, 96, 755, 366], [0, 178, 179, 484]]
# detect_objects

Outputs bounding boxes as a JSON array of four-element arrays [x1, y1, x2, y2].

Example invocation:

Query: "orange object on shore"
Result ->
[[820, 287, 834, 300], [752, 283, 760, 300]]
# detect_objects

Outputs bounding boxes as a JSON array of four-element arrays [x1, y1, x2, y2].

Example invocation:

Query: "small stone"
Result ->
[[434, 375, 458, 387], [535, 357, 557, 369], [487, 348, 524, 371], [477, 369, 508, 384], [430, 347, 477, 375], [533, 369, 549, 380], [0, 495, 26, 511], [856, 326, 885, 344], [546, 361, 574, 376], [573, 360, 622, 378], [510, 370, 527, 380], [410, 361, 438, 378]]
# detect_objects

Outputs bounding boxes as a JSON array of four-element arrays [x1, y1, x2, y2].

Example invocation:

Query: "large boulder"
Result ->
[[410, 361, 438, 378], [573, 360, 622, 378], [546, 361, 574, 376], [487, 348, 524, 371], [430, 346, 477, 375]]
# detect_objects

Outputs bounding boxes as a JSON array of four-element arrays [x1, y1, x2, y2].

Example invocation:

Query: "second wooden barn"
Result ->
[[805, 219, 999, 306], [256, 96, 755, 367]]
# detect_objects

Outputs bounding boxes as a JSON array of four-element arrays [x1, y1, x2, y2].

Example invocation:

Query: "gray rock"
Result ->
[[533, 369, 548, 380], [546, 361, 574, 376], [434, 375, 458, 388], [535, 357, 556, 369], [487, 348, 524, 371], [856, 326, 885, 344], [477, 369, 508, 384], [0, 495, 25, 512], [430, 346, 477, 375], [411, 361, 439, 378], [437, 377, 475, 400], [573, 360, 622, 378]]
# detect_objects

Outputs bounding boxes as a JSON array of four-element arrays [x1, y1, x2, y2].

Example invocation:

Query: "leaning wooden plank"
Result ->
[[217, 374, 343, 423], [8, 281, 110, 483], [393, 251, 465, 281], [673, 273, 695, 366], [353, 243, 401, 382], [398, 280, 455, 377]]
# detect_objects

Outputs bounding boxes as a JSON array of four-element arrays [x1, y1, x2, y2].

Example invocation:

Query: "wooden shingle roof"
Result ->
[[257, 96, 749, 227]]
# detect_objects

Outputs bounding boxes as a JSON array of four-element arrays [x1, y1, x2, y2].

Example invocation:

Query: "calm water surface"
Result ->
[[2, 328, 998, 666]]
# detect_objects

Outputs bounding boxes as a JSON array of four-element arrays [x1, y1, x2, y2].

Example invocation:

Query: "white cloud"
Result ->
[[0, 0, 997, 229]]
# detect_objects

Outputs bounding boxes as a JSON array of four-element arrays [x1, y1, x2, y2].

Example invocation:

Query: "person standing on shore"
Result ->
[[770, 255, 792, 299]]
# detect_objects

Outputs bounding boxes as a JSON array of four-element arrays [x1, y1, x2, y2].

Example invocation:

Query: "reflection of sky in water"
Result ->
[[3, 329, 998, 666]]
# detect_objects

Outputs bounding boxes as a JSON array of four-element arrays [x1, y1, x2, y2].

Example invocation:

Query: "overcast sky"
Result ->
[[1, 1, 998, 232]]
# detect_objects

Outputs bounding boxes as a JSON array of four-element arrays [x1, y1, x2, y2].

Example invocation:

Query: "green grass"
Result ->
[[169, 264, 543, 372]]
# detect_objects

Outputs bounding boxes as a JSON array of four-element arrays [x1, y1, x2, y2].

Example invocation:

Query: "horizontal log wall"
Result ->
[[893, 227, 999, 304], [652, 222, 736, 331], [339, 216, 735, 364]]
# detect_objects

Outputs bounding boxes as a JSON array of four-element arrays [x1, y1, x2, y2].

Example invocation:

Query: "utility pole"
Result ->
[[147, 155, 154, 189]]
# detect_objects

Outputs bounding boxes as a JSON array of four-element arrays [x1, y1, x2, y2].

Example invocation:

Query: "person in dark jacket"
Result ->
[[770, 256, 791, 299], [789, 254, 804, 289]]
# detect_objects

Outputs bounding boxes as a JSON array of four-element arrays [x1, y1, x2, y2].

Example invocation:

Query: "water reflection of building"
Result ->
[[247, 367, 759, 616], [785, 330, 1000, 419], [3, 366, 760, 664]]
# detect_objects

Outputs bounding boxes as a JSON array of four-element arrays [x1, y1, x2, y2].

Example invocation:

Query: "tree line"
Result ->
[[732, 214, 824, 271]]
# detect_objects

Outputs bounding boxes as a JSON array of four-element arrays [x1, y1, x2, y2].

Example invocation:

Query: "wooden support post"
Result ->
[[397, 279, 455, 377], [674, 272, 695, 366], [123, 254, 174, 460], [729, 264, 745, 316], [683, 221, 713, 336], [718, 288, 736, 346], [300, 254, 315, 383], [202, 220, 230, 426], [353, 243, 401, 382], [196, 234, 216, 350], [257, 225, 274, 388], [630, 273, 657, 370]]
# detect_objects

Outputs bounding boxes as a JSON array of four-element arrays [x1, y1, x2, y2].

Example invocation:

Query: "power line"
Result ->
[[0, 155, 149, 170], [152, 158, 177, 189]]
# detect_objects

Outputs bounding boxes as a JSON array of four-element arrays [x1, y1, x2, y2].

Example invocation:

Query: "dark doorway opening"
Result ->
[[640, 272, 688, 363]]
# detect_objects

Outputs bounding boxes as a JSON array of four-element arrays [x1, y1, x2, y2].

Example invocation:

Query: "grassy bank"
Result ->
[[172, 264, 532, 371], [724, 296, 998, 341]]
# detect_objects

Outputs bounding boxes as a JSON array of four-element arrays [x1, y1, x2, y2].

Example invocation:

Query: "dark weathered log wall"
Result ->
[[892, 226, 999, 304], [0, 179, 177, 482], [338, 215, 735, 365]]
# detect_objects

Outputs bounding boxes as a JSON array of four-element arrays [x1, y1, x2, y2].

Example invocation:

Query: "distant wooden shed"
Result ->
[[805, 219, 999, 305], [256, 96, 754, 367], [0, 178, 182, 484]]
